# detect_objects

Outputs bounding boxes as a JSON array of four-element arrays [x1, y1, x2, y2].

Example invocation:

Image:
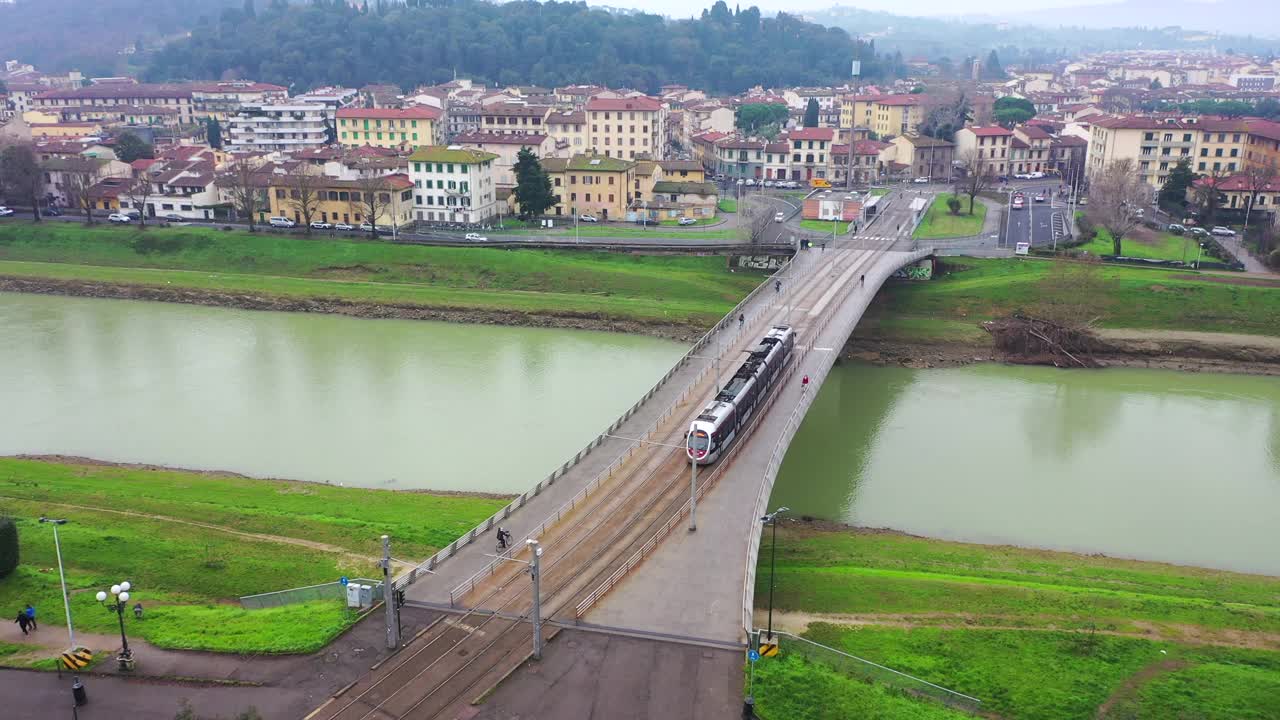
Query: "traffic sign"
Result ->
[[747, 649, 761, 663], [60, 648, 93, 670], [340, 576, 349, 586]]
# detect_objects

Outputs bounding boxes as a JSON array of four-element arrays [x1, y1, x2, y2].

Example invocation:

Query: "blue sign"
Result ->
[[340, 576, 349, 586], [748, 649, 761, 663]]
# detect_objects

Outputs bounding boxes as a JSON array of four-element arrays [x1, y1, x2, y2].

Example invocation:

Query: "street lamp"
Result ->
[[1196, 242, 1205, 270], [96, 582, 136, 671], [760, 506, 789, 642], [38, 517, 87, 707]]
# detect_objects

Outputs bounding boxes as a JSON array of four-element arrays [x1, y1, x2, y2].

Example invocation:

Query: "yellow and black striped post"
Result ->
[[60, 648, 93, 671]]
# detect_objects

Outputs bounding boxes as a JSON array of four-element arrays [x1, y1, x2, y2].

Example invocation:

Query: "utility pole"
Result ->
[[381, 535, 400, 650], [40, 518, 87, 708], [761, 507, 789, 642], [688, 450, 698, 532], [527, 540, 543, 659]]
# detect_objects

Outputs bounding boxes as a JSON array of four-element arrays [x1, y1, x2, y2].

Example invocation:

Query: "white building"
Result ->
[[407, 145, 499, 224], [226, 103, 331, 152]]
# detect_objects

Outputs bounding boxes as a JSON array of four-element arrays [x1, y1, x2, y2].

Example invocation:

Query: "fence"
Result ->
[[240, 578, 383, 609], [766, 630, 983, 714], [402, 252, 801, 600]]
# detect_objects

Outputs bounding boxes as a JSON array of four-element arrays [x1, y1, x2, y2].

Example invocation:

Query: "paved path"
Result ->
[[1216, 234, 1273, 274]]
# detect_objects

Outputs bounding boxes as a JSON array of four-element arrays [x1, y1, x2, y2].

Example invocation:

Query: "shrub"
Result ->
[[1075, 213, 1097, 243], [1268, 249, 1280, 269], [0, 517, 17, 578], [946, 196, 962, 215]]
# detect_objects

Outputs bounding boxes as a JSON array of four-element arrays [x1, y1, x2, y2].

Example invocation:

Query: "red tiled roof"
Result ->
[[874, 95, 925, 107], [546, 110, 586, 124], [585, 96, 662, 112], [188, 81, 287, 93], [338, 106, 441, 120], [765, 142, 790, 153], [1195, 174, 1280, 192], [853, 140, 891, 154], [1017, 124, 1053, 140], [131, 159, 159, 171], [452, 131, 548, 145], [35, 84, 193, 100], [966, 126, 1014, 137], [788, 127, 834, 141]]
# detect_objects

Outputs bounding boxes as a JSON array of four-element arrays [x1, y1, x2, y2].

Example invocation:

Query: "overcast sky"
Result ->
[[594, 0, 1111, 19]]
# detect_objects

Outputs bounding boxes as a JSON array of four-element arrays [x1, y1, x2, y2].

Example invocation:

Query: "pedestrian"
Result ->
[[738, 313, 745, 329], [134, 603, 144, 619], [860, 274, 865, 287], [774, 279, 781, 294], [14, 611, 28, 635], [24, 604, 35, 631]]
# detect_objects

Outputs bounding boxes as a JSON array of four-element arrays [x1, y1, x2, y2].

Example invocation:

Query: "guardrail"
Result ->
[[400, 253, 802, 597], [240, 577, 383, 609]]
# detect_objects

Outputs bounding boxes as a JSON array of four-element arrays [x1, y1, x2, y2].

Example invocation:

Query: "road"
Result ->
[[1004, 184, 1070, 250]]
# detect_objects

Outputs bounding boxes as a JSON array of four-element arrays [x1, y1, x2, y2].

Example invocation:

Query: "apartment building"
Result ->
[[479, 102, 550, 135], [787, 127, 834, 181], [841, 95, 928, 138], [445, 103, 481, 139], [763, 142, 790, 181], [545, 110, 588, 154], [715, 138, 766, 180], [1011, 124, 1053, 174], [407, 146, 498, 224], [584, 95, 665, 160], [32, 83, 195, 124], [1088, 116, 1197, 187], [267, 172, 415, 228], [1244, 120, 1280, 171], [336, 106, 443, 149], [954, 125, 1013, 177], [890, 134, 955, 180], [226, 103, 331, 152], [541, 153, 636, 220], [190, 81, 288, 120], [451, 131, 555, 187]]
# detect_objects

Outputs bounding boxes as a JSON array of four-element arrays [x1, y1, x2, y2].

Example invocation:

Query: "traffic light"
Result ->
[[395, 588, 405, 609]]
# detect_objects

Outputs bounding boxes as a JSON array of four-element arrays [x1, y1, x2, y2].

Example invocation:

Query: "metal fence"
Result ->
[[240, 578, 383, 609], [766, 630, 983, 714]]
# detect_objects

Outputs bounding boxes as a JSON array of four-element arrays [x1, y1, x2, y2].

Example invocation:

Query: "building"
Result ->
[[1195, 118, 1251, 175], [841, 94, 929, 138], [584, 95, 665, 160], [955, 125, 1014, 177], [479, 102, 551, 135], [715, 138, 766, 181], [541, 153, 636, 220], [226, 103, 332, 152], [890, 134, 955, 180], [657, 160, 705, 183], [120, 157, 222, 221], [545, 110, 588, 154], [1192, 173, 1280, 220], [190, 81, 288, 120], [1244, 120, 1280, 172], [336, 106, 443, 149], [643, 180, 719, 222], [786, 127, 835, 181], [445, 102, 481, 139], [31, 83, 195, 124], [451, 131, 555, 187], [802, 189, 862, 222], [267, 172, 415, 228], [407, 145, 499, 224], [1011, 124, 1053, 174], [40, 155, 130, 208], [763, 141, 790, 181], [1087, 116, 1197, 188]]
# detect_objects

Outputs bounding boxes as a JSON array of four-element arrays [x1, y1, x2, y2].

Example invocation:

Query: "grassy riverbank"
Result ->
[[856, 257, 1280, 344], [0, 222, 761, 331], [751, 523, 1280, 720], [0, 457, 508, 657]]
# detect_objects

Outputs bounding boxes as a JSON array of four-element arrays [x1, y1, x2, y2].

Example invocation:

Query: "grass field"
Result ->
[[1079, 228, 1201, 262], [912, 194, 986, 239], [749, 525, 1280, 720], [799, 219, 847, 234], [0, 222, 761, 327], [718, 198, 738, 213], [0, 457, 507, 655], [855, 257, 1280, 342]]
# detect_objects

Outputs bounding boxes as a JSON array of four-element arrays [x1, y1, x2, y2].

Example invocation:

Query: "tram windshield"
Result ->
[[688, 429, 710, 457]]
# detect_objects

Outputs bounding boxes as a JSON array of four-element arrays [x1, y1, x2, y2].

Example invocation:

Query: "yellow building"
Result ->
[[267, 172, 416, 228], [1195, 119, 1251, 175], [841, 94, 928, 138], [584, 96, 665, 160], [337, 107, 443, 150], [29, 121, 103, 138], [541, 153, 636, 220]]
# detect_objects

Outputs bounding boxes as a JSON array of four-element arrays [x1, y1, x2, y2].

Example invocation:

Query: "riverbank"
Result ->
[[751, 520, 1280, 720], [0, 223, 763, 340], [849, 256, 1280, 375], [0, 456, 508, 658]]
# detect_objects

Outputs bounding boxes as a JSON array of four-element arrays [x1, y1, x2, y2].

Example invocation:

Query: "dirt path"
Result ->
[[0, 495, 416, 572], [754, 610, 1280, 651], [1094, 658, 1190, 719]]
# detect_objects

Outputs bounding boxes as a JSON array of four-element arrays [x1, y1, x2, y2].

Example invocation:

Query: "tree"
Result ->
[[1192, 166, 1230, 227], [123, 172, 156, 227], [1090, 159, 1148, 256], [983, 50, 1005, 80], [1158, 158, 1195, 212], [803, 98, 819, 128], [946, 196, 962, 216], [1240, 160, 1278, 236], [286, 170, 326, 235], [0, 144, 43, 221], [62, 168, 99, 224], [512, 148, 556, 220], [206, 117, 223, 149], [919, 93, 971, 142], [114, 132, 154, 163], [222, 156, 264, 232], [993, 96, 1035, 128], [735, 103, 789, 134], [353, 175, 395, 238], [0, 517, 17, 579], [1149, 78, 1162, 90], [738, 196, 775, 245], [954, 150, 992, 216]]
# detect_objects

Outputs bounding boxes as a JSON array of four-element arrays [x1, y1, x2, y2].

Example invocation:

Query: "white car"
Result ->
[[677, 217, 697, 226], [464, 232, 488, 241], [1210, 226, 1236, 236], [0, 206, 14, 217], [268, 216, 297, 228], [578, 214, 598, 223], [310, 221, 333, 230], [913, 177, 929, 184], [736, 179, 744, 185], [334, 223, 355, 231], [774, 212, 785, 223], [108, 213, 132, 223], [1013, 172, 1031, 180], [763, 180, 774, 188], [1029, 171, 1046, 179]]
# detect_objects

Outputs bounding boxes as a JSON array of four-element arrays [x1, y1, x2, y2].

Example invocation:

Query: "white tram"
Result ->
[[686, 324, 796, 465]]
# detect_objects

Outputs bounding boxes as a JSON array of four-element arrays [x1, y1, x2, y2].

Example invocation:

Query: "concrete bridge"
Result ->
[[310, 192, 936, 720]]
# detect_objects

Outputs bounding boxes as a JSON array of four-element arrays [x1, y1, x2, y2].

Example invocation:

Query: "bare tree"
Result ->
[[738, 195, 775, 245], [954, 150, 993, 215], [62, 168, 98, 224], [0, 143, 43, 221], [285, 170, 326, 236], [1240, 160, 1278, 235], [222, 157, 264, 232], [1192, 165, 1230, 229], [124, 172, 156, 228], [1089, 159, 1148, 256], [352, 175, 395, 239]]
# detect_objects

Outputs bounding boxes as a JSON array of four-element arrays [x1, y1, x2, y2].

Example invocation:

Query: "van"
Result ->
[[810, 178, 832, 189], [268, 217, 297, 228], [774, 212, 785, 223]]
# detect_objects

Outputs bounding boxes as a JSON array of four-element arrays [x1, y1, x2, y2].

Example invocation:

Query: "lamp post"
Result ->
[[760, 506, 789, 642], [38, 517, 87, 707], [1196, 242, 1205, 270], [95, 582, 135, 671]]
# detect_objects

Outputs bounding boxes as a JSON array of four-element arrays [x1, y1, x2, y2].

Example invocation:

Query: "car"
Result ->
[[1078, 197, 1088, 206], [996, 175, 1009, 183], [268, 216, 296, 228], [42, 206, 62, 216], [359, 222, 376, 232], [736, 179, 744, 185], [677, 217, 697, 226], [1013, 172, 1031, 180], [1029, 171, 1046, 179], [1034, 193, 1047, 202], [108, 213, 132, 223], [913, 177, 929, 184], [334, 223, 355, 231], [310, 221, 333, 230], [1210, 226, 1236, 236], [1189, 226, 1210, 238], [774, 212, 785, 223], [578, 214, 598, 223], [464, 232, 488, 241], [0, 206, 14, 217], [1167, 223, 1186, 235], [1011, 197, 1025, 210], [1134, 208, 1144, 217], [763, 180, 774, 188], [163, 213, 183, 222]]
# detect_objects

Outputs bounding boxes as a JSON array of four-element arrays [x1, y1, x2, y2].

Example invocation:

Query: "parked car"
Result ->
[[268, 216, 296, 228], [0, 206, 14, 217], [43, 206, 62, 216], [334, 223, 355, 231], [108, 213, 132, 223], [736, 179, 744, 185], [163, 213, 183, 222], [1029, 171, 1046, 179], [1210, 226, 1236, 236], [359, 222, 377, 232], [774, 212, 785, 223], [578, 214, 598, 223], [1189, 226, 1210, 238], [464, 232, 488, 241], [1167, 223, 1186, 235], [763, 180, 774, 188], [310, 221, 333, 230], [913, 177, 929, 184], [677, 217, 697, 226], [1013, 172, 1031, 180], [1078, 197, 1088, 206]]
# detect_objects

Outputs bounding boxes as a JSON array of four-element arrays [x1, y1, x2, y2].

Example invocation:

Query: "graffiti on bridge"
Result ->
[[891, 258, 934, 281]]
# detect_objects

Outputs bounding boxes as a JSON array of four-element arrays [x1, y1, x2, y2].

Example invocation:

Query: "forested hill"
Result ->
[[145, 0, 893, 94]]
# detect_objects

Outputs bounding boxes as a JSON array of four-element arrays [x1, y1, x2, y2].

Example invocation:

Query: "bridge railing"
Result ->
[[416, 253, 801, 600]]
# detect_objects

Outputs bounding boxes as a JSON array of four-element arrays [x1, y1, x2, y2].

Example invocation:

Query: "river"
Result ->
[[773, 362, 1280, 576], [0, 292, 686, 493]]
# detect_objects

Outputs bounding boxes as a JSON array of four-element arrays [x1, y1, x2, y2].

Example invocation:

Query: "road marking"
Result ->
[[808, 262, 861, 318], [814, 347, 834, 352]]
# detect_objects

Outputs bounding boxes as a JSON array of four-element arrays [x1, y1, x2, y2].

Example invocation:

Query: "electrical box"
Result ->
[[358, 584, 374, 608], [346, 583, 361, 608]]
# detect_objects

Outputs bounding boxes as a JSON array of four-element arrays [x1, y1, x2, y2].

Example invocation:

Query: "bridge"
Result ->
[[308, 192, 935, 720]]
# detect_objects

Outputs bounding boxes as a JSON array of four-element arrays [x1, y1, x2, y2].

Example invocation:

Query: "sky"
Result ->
[[594, 0, 1114, 19]]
